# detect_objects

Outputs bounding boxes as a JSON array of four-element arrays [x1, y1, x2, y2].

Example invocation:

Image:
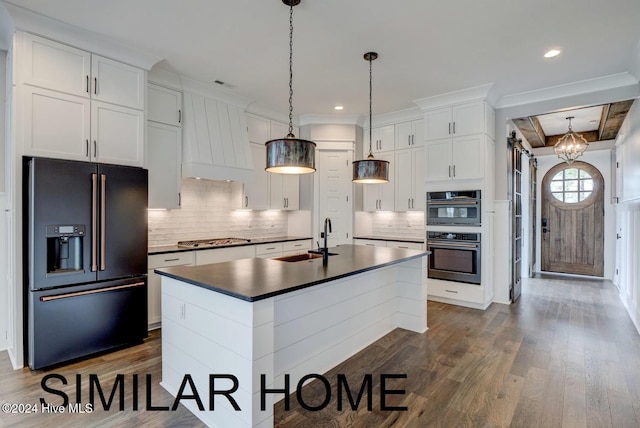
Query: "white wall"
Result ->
[[0, 49, 5, 192], [0, 193, 6, 351], [615, 99, 640, 333], [534, 149, 616, 279]]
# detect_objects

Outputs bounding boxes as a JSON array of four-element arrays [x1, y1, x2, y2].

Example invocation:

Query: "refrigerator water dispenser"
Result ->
[[46, 225, 85, 275]]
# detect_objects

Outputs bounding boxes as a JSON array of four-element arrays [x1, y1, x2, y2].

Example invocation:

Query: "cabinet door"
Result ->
[[395, 148, 413, 210], [362, 182, 379, 211], [243, 144, 269, 210], [270, 120, 288, 140], [424, 107, 452, 141], [425, 139, 452, 181], [395, 122, 413, 150], [412, 119, 425, 147], [412, 147, 425, 210], [91, 101, 144, 166], [379, 152, 395, 210], [148, 84, 182, 126], [147, 122, 181, 209], [21, 33, 91, 97], [246, 113, 270, 144], [451, 134, 483, 180], [23, 85, 91, 161], [452, 101, 483, 136], [283, 175, 299, 210], [147, 269, 162, 327], [91, 55, 145, 110], [377, 125, 395, 153]]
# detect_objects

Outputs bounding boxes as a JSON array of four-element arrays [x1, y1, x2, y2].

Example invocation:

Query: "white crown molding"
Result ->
[[2, 1, 161, 70], [148, 68, 183, 91], [413, 83, 494, 111], [298, 114, 361, 127], [180, 76, 253, 108], [496, 73, 639, 109], [363, 106, 423, 128]]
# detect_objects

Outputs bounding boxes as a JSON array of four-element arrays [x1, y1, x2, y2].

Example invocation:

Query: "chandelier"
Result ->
[[553, 116, 588, 164]]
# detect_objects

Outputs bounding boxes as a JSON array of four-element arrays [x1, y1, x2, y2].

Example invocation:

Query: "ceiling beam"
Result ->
[[599, 100, 634, 140], [512, 116, 546, 147], [545, 130, 599, 147]]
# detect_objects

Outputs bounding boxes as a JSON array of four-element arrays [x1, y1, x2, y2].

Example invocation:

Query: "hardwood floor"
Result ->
[[1, 275, 639, 427]]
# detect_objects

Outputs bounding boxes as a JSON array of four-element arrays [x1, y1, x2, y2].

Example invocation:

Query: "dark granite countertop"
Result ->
[[155, 244, 429, 302], [148, 236, 313, 255], [354, 235, 425, 244]]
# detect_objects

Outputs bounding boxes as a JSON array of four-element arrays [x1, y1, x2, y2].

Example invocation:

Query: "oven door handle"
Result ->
[[427, 200, 479, 205], [427, 242, 479, 249]]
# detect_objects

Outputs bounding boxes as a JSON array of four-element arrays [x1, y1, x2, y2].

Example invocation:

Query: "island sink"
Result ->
[[273, 252, 337, 262]]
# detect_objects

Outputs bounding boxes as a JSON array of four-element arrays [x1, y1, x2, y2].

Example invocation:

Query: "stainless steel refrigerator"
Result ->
[[25, 157, 148, 369]]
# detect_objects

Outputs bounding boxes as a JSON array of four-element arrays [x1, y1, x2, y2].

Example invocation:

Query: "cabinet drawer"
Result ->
[[427, 278, 483, 303], [386, 241, 423, 250], [282, 240, 311, 253], [149, 252, 194, 269], [255, 242, 283, 256], [353, 239, 387, 247]]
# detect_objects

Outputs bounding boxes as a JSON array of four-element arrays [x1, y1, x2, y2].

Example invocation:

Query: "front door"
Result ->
[[541, 161, 604, 276]]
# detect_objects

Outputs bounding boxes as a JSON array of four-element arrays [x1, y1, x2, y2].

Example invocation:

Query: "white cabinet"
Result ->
[[353, 239, 387, 247], [270, 174, 300, 210], [395, 119, 424, 149], [385, 241, 423, 250], [425, 135, 484, 182], [255, 242, 283, 258], [395, 146, 424, 211], [147, 122, 181, 209], [364, 125, 394, 154], [148, 84, 182, 126], [362, 151, 394, 211], [238, 144, 269, 210], [282, 240, 312, 256], [148, 251, 195, 328], [194, 246, 255, 265], [147, 83, 182, 209], [19, 33, 145, 166], [246, 113, 270, 143], [424, 101, 484, 141]]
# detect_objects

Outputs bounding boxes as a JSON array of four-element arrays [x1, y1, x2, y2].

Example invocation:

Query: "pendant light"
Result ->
[[352, 52, 389, 183], [265, 0, 316, 174], [553, 116, 589, 165]]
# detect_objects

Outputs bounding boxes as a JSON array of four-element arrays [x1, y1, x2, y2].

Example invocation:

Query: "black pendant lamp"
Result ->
[[353, 52, 389, 183], [265, 0, 316, 174]]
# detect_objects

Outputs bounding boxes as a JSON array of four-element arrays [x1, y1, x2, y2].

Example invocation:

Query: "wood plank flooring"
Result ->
[[1, 274, 639, 427]]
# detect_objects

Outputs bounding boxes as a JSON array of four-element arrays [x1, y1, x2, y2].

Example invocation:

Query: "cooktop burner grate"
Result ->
[[176, 238, 251, 248]]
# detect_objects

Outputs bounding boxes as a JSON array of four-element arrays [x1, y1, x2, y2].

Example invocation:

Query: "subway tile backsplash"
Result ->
[[148, 179, 287, 247], [370, 211, 425, 239]]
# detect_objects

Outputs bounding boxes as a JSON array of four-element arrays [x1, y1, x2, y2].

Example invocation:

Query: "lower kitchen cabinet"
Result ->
[[282, 239, 312, 256], [255, 242, 283, 258], [194, 246, 255, 265], [147, 251, 194, 329]]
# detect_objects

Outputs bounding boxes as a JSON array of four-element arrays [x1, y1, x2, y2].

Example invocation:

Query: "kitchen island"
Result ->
[[155, 244, 428, 428]]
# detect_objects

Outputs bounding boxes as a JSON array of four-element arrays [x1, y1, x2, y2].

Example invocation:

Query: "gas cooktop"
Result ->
[[176, 238, 251, 248]]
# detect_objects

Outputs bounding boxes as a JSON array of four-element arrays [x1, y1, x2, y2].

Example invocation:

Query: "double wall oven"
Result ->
[[426, 190, 482, 285]]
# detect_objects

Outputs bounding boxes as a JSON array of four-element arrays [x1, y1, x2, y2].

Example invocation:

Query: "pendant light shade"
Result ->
[[553, 116, 589, 165], [265, 0, 316, 174], [353, 52, 390, 183]]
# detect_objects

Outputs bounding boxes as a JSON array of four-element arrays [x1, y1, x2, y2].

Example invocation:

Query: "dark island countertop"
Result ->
[[148, 236, 313, 255], [155, 244, 429, 302]]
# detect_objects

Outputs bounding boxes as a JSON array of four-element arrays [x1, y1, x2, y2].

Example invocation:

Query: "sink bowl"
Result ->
[[273, 252, 338, 262]]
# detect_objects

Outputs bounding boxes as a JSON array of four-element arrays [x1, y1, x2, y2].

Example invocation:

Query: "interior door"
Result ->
[[318, 150, 352, 247], [511, 141, 523, 302], [541, 161, 604, 276]]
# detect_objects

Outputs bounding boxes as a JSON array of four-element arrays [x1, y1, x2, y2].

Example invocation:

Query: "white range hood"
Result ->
[[181, 78, 255, 182]]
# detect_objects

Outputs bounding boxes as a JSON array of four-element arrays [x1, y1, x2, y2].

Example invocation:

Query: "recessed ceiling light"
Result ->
[[334, 105, 344, 111], [544, 49, 561, 58]]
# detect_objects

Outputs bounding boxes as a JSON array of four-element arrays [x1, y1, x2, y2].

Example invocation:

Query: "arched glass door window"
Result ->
[[549, 167, 593, 203]]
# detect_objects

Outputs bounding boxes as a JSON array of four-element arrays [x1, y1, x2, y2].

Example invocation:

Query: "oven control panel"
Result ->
[[427, 232, 480, 242]]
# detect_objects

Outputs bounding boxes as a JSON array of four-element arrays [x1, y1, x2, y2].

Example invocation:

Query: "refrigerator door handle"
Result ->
[[39, 282, 145, 302], [91, 173, 98, 272], [100, 174, 106, 271]]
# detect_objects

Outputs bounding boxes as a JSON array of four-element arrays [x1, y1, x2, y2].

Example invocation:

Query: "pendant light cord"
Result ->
[[368, 56, 373, 158], [288, 2, 294, 138]]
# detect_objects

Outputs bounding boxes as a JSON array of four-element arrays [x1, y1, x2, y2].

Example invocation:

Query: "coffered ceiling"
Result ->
[[2, 0, 640, 119]]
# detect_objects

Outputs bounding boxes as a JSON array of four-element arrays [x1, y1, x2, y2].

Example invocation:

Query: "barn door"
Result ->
[[541, 161, 604, 276]]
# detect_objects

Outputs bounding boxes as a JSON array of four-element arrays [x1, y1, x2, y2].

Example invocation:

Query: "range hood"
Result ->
[[181, 78, 255, 182]]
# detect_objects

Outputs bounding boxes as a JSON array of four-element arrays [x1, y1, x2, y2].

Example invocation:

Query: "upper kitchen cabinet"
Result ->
[[425, 135, 484, 181], [18, 32, 145, 166], [147, 83, 182, 209], [148, 84, 182, 126], [395, 146, 424, 211], [424, 100, 486, 141], [364, 124, 394, 154], [246, 113, 270, 144], [236, 143, 269, 210], [395, 119, 424, 149], [268, 120, 299, 210]]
